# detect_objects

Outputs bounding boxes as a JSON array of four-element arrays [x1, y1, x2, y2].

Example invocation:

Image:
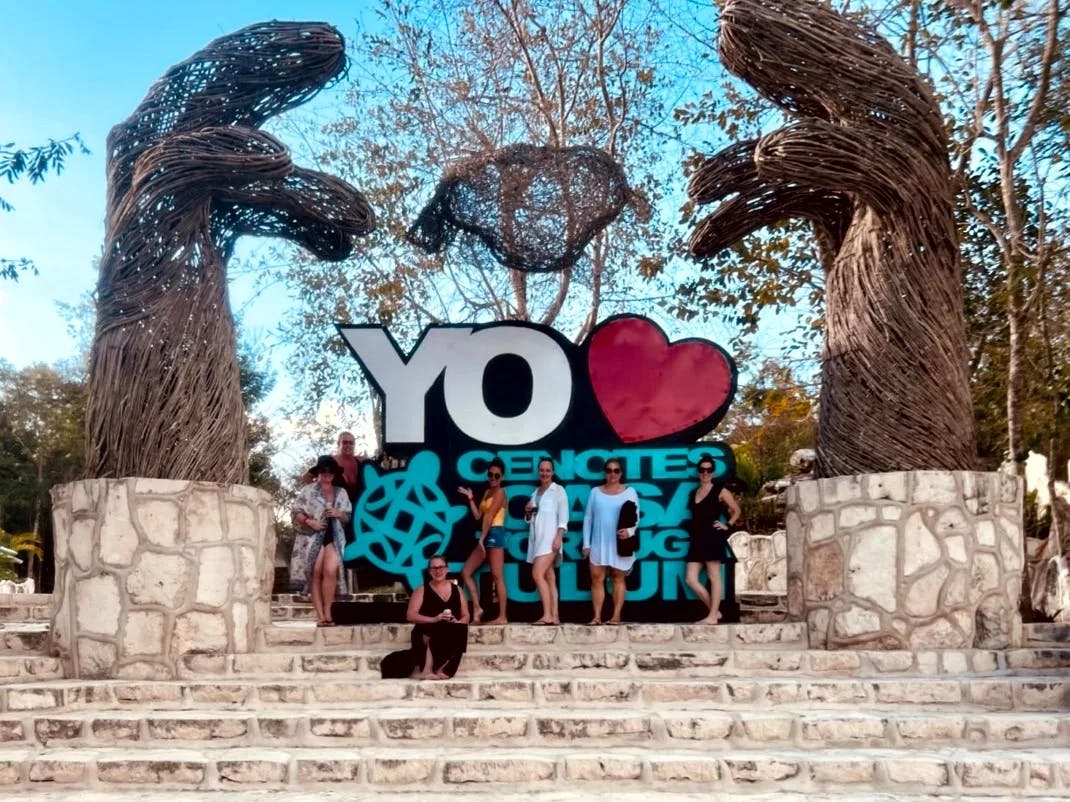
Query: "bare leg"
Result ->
[[532, 554, 556, 623], [460, 545, 486, 623], [702, 561, 723, 623], [548, 560, 559, 623], [485, 548, 508, 624], [608, 568, 627, 624], [686, 561, 713, 621], [589, 563, 606, 624], [415, 634, 434, 679], [310, 547, 328, 624], [321, 544, 340, 623]]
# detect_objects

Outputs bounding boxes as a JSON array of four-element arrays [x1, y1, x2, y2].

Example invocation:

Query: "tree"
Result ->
[[0, 361, 86, 588], [668, 0, 1068, 476], [269, 0, 671, 430], [931, 0, 1068, 472], [0, 134, 89, 280], [237, 341, 284, 502], [0, 528, 43, 583], [719, 358, 817, 491]]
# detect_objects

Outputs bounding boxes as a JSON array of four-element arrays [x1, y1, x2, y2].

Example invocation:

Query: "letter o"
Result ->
[[443, 328, 572, 445]]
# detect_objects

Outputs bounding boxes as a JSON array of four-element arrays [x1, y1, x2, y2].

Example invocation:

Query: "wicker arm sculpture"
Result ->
[[688, 0, 975, 477], [86, 22, 374, 483]]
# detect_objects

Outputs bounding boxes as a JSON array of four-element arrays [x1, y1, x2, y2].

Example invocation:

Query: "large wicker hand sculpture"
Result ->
[[86, 22, 375, 483], [689, 0, 975, 476]]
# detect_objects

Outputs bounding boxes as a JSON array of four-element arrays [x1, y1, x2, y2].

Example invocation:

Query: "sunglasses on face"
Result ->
[[697, 467, 714, 474], [429, 564, 447, 571], [604, 467, 622, 474], [487, 471, 502, 479]]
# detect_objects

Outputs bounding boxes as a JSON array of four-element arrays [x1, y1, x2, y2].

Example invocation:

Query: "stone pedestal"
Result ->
[[50, 478, 276, 678], [785, 471, 1023, 650]]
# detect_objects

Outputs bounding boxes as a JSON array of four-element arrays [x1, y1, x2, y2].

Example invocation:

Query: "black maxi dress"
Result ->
[[685, 483, 729, 563], [381, 581, 470, 679]]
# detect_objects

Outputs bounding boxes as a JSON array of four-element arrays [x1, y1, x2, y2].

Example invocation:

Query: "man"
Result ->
[[334, 431, 366, 522]]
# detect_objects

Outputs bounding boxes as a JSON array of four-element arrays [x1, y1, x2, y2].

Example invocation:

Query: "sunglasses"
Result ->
[[604, 467, 622, 474], [487, 471, 502, 479], [697, 467, 714, 474], [429, 564, 448, 571]]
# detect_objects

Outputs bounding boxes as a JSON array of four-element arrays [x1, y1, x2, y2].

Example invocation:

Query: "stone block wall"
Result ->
[[729, 530, 787, 594], [50, 478, 276, 679], [785, 471, 1023, 650]]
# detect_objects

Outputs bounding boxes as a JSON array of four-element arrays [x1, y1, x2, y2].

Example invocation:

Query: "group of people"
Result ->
[[291, 439, 741, 680], [455, 453, 740, 630]]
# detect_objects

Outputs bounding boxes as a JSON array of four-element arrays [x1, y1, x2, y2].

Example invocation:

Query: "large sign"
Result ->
[[339, 315, 738, 620]]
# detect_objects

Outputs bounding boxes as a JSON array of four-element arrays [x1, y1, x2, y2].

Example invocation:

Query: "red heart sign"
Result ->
[[587, 316, 734, 443]]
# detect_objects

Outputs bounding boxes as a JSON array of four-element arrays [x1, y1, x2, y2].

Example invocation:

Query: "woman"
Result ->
[[406, 554, 470, 679], [525, 456, 568, 625], [457, 457, 508, 625], [684, 453, 742, 624], [582, 456, 639, 625], [292, 455, 352, 627]]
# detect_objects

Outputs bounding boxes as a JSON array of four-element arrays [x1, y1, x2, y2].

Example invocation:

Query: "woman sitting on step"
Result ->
[[398, 554, 471, 680]]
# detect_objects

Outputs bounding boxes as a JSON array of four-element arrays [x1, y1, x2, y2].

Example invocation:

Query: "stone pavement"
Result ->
[[1, 600, 1069, 796]]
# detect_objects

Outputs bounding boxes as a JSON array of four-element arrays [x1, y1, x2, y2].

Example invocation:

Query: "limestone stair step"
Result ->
[[180, 646, 1070, 680], [0, 657, 63, 686], [1025, 622, 1070, 646], [13, 793, 1070, 802], [2, 706, 1067, 750], [259, 621, 810, 651], [0, 745, 1069, 793], [0, 603, 50, 624], [0, 624, 51, 654], [4, 675, 1068, 713]]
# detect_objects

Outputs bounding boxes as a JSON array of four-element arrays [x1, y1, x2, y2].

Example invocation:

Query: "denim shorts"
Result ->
[[482, 526, 507, 549]]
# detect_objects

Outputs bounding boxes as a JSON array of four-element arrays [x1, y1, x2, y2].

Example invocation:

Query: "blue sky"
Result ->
[[0, 0, 370, 369], [1, 0, 807, 470]]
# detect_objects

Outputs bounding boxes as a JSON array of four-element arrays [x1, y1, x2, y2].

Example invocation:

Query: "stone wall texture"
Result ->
[[785, 471, 1023, 650], [50, 478, 276, 679], [729, 530, 787, 595]]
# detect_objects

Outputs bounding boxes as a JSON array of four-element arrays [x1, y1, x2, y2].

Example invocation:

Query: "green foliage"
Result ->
[[719, 359, 818, 494], [0, 528, 44, 582], [0, 361, 86, 587], [1, 134, 89, 280]]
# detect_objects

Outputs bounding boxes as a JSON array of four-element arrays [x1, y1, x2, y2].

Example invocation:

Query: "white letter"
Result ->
[[340, 327, 472, 443], [443, 327, 572, 444]]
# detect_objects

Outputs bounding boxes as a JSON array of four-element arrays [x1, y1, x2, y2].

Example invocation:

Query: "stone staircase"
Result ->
[[1, 596, 1069, 798]]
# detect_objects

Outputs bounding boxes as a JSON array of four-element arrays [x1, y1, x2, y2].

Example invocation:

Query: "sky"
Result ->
[[0, 0, 797, 475], [1, 0, 372, 366]]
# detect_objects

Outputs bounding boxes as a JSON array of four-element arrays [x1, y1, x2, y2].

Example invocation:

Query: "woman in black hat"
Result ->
[[292, 454, 353, 626]]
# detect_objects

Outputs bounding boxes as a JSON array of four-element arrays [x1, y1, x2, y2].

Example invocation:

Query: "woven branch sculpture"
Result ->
[[86, 22, 375, 483], [688, 0, 975, 477], [408, 144, 636, 273]]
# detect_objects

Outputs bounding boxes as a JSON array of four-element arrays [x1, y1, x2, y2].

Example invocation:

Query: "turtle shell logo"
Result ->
[[344, 451, 467, 588]]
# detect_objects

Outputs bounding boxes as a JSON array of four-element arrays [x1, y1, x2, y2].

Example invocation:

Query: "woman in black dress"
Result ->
[[684, 453, 741, 624], [405, 555, 471, 679]]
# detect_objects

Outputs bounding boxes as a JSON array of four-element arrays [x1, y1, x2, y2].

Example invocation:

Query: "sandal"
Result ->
[[586, 619, 602, 626], [317, 620, 336, 627], [532, 619, 555, 626]]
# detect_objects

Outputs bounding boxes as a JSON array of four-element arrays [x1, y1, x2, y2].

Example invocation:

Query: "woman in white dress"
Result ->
[[525, 456, 568, 625], [582, 456, 639, 625]]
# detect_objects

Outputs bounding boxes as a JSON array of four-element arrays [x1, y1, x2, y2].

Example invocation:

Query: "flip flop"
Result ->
[[586, 619, 602, 626], [532, 619, 554, 626]]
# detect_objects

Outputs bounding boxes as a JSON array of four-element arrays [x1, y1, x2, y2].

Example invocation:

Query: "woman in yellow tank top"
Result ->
[[456, 457, 508, 624]]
